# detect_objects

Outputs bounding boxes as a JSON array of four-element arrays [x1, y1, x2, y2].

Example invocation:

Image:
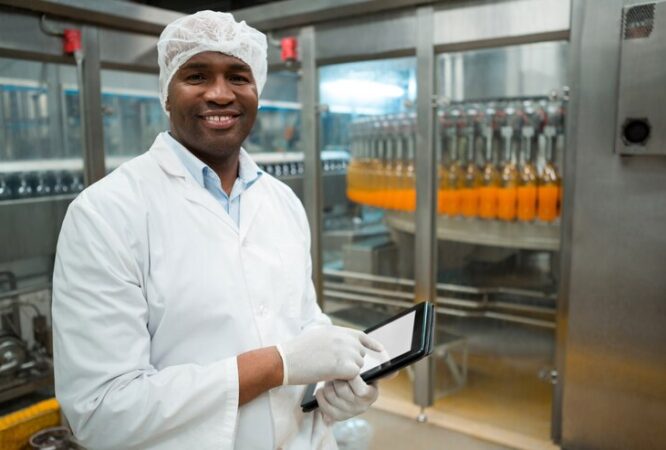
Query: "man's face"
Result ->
[[166, 51, 258, 161]]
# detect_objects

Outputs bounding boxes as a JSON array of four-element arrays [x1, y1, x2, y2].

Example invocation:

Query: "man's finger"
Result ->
[[333, 379, 355, 403], [348, 375, 372, 397], [358, 332, 384, 353]]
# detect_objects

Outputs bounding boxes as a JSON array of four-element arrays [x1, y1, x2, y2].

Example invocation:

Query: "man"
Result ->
[[52, 11, 383, 450]]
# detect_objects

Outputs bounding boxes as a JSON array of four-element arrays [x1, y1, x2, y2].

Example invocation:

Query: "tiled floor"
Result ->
[[360, 407, 512, 450]]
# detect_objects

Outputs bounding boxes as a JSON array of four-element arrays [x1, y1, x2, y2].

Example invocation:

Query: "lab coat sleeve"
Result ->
[[52, 196, 239, 450]]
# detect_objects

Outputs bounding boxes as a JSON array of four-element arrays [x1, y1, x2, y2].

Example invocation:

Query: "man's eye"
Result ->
[[186, 73, 205, 83], [229, 74, 250, 84]]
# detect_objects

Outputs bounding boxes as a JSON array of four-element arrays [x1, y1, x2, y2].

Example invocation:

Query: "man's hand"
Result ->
[[277, 326, 384, 386], [315, 375, 378, 422]]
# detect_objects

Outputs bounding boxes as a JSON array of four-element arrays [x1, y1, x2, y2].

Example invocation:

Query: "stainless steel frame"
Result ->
[[412, 5, 437, 410], [557, 0, 666, 448], [0, 0, 182, 35], [299, 26, 325, 307]]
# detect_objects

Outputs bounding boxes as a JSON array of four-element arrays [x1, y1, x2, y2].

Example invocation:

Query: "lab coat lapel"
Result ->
[[239, 178, 265, 243], [149, 138, 238, 234]]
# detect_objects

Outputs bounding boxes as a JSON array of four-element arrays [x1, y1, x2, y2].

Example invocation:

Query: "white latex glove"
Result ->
[[276, 326, 384, 386], [315, 375, 379, 422]]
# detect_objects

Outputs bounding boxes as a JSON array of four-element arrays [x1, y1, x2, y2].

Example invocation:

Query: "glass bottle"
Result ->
[[346, 121, 360, 204], [460, 124, 481, 218], [439, 122, 464, 217], [497, 125, 518, 221], [17, 172, 34, 198], [538, 125, 561, 222], [478, 125, 500, 220], [0, 175, 12, 200], [367, 119, 384, 208], [517, 126, 538, 222], [401, 115, 416, 212]]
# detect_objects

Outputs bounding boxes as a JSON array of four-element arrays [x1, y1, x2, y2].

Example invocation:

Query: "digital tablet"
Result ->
[[301, 302, 434, 412]]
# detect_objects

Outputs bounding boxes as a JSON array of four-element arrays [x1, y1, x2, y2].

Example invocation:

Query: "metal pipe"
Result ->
[[323, 281, 556, 316], [323, 289, 556, 329], [324, 268, 554, 300], [0, 284, 51, 301]]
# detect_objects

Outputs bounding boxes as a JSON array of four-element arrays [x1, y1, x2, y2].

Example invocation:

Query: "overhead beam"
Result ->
[[233, 0, 433, 31], [0, 0, 182, 35]]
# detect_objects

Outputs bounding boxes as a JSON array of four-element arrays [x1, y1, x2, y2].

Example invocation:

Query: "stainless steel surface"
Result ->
[[433, 0, 570, 51], [0, 198, 71, 264], [615, 1, 666, 156], [413, 5, 436, 409], [235, 0, 430, 31], [99, 28, 159, 72], [314, 9, 416, 64], [299, 26, 324, 308], [80, 25, 105, 185], [0, 0, 182, 35], [559, 0, 666, 448], [436, 41, 569, 102], [0, 6, 70, 62]]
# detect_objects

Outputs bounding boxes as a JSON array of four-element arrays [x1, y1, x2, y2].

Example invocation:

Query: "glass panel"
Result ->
[[0, 57, 83, 200], [247, 70, 301, 154], [0, 56, 85, 410], [428, 41, 568, 441], [318, 57, 418, 405], [99, 70, 168, 170]]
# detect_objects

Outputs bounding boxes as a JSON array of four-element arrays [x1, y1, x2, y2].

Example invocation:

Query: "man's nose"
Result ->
[[203, 77, 235, 104]]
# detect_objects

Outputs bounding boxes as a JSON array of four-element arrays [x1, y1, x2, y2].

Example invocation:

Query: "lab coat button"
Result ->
[[258, 304, 267, 316]]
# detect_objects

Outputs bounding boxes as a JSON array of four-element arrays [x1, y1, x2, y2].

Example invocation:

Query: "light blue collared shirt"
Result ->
[[163, 131, 262, 228]]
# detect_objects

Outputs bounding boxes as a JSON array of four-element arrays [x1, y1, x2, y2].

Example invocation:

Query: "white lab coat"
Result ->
[[52, 133, 337, 450]]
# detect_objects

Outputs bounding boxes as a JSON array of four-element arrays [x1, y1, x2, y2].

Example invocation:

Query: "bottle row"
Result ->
[[0, 171, 85, 200], [346, 99, 564, 222]]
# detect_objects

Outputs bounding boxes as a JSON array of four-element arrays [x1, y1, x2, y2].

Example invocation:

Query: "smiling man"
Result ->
[[51, 11, 383, 450]]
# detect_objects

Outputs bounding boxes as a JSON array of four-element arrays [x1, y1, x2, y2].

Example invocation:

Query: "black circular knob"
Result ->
[[622, 118, 651, 145]]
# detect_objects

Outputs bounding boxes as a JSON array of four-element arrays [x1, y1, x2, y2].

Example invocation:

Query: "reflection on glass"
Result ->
[[425, 40, 568, 444], [0, 57, 84, 200], [98, 70, 168, 169], [319, 57, 418, 370]]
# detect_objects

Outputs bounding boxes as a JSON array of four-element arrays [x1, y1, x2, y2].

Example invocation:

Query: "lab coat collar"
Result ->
[[149, 134, 238, 233], [149, 133, 265, 240]]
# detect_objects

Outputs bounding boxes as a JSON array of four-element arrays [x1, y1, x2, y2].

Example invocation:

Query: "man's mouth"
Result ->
[[200, 113, 240, 130]]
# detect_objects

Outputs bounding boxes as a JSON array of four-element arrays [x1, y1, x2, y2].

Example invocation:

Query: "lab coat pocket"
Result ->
[[276, 243, 306, 318]]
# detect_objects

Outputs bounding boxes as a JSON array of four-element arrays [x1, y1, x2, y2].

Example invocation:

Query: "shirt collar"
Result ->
[[163, 131, 262, 188]]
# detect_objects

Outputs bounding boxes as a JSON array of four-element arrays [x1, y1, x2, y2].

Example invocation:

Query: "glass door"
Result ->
[[427, 40, 569, 441]]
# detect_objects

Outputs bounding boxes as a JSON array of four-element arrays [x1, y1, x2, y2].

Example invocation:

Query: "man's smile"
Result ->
[[199, 110, 241, 129]]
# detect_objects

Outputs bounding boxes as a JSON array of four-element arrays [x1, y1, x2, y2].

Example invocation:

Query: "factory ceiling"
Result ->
[[127, 0, 278, 13]]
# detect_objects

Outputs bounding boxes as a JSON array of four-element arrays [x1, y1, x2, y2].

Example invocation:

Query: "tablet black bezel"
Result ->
[[301, 302, 432, 412]]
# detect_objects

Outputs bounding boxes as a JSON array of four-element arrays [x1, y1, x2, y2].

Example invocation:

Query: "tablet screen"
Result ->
[[361, 310, 415, 372]]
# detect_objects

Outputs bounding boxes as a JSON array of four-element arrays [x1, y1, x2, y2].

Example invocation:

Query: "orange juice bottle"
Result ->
[[440, 133, 464, 217], [379, 116, 395, 208], [497, 126, 518, 221], [366, 120, 383, 208], [400, 115, 416, 212], [346, 121, 360, 203], [354, 119, 370, 206], [478, 126, 500, 219], [517, 126, 538, 222], [538, 125, 561, 222], [387, 117, 404, 211], [460, 127, 481, 218]]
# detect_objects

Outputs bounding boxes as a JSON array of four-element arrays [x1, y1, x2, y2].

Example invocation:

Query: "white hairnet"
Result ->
[[157, 10, 267, 111]]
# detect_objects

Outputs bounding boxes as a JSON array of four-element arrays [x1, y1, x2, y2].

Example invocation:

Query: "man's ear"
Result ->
[[165, 97, 170, 112]]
